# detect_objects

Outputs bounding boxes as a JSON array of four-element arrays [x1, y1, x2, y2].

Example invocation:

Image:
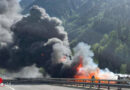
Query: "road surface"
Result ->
[[1, 85, 85, 90], [1, 84, 130, 90]]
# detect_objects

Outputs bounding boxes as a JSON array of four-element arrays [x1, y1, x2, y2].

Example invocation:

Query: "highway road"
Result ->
[[1, 84, 130, 90], [1, 85, 85, 90]]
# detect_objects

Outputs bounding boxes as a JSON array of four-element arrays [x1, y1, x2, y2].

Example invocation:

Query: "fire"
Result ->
[[74, 56, 116, 84], [74, 56, 99, 79]]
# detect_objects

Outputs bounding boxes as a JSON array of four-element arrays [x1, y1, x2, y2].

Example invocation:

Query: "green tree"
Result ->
[[120, 64, 127, 74]]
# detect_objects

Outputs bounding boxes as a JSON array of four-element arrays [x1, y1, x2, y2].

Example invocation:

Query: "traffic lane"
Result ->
[[1, 85, 85, 90], [1, 85, 130, 90]]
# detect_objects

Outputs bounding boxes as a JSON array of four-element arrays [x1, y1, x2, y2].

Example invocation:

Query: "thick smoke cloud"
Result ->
[[0, 0, 21, 45], [0, 5, 75, 78], [73, 42, 117, 80], [2, 64, 43, 79]]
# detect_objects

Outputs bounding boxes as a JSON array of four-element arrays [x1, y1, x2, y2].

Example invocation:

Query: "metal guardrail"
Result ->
[[3, 78, 130, 90]]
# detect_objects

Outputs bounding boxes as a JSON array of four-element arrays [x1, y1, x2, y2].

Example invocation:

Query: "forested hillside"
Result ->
[[21, 0, 86, 18], [93, 26, 130, 73], [66, 0, 130, 45], [20, 0, 130, 73]]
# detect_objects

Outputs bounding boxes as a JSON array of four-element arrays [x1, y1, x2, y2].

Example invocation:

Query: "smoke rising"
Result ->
[[12, 5, 71, 68], [0, 5, 74, 78], [73, 42, 117, 80], [73, 42, 97, 69], [0, 0, 21, 45], [2, 64, 43, 79]]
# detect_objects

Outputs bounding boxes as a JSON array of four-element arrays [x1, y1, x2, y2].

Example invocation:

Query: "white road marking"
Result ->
[[5, 85, 15, 90]]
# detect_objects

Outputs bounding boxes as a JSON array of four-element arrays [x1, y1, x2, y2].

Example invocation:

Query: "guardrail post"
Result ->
[[90, 80, 92, 88], [108, 81, 110, 90], [117, 80, 121, 90], [98, 80, 100, 90], [83, 80, 85, 87], [76, 80, 78, 87], [90, 79, 94, 88]]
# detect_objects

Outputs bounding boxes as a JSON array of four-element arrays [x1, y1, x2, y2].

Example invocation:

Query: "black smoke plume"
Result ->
[[0, 5, 76, 78]]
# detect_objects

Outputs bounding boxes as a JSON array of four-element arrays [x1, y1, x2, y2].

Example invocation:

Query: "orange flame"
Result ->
[[74, 57, 99, 80], [74, 56, 116, 84]]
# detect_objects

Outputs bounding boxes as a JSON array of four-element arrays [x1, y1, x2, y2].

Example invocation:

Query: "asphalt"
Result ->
[[1, 85, 85, 90], [1, 84, 130, 90]]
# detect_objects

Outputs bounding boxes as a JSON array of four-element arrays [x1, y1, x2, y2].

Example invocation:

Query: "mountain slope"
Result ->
[[22, 0, 87, 18], [20, 0, 130, 45], [20, 0, 35, 9], [93, 26, 130, 73], [65, 0, 130, 45]]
